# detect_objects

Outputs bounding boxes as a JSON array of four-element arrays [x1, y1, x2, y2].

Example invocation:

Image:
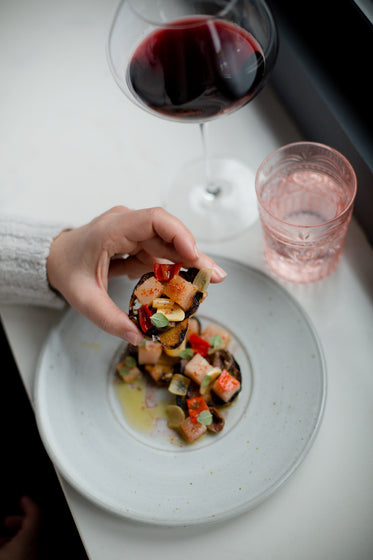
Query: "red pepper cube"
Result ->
[[212, 369, 241, 403], [138, 304, 153, 333], [186, 396, 210, 424], [153, 262, 182, 282], [189, 333, 210, 357]]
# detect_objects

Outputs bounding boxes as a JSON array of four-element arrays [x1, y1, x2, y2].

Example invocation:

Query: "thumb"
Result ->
[[76, 287, 143, 345]]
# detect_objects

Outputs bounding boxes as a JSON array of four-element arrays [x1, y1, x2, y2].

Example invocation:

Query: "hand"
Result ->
[[0, 497, 41, 560], [47, 206, 227, 344]]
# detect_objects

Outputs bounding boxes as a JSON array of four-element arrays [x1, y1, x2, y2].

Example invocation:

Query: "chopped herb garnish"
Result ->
[[118, 355, 137, 376], [201, 374, 212, 389], [209, 334, 223, 349], [125, 356, 137, 367], [197, 409, 213, 426], [179, 348, 194, 360], [150, 312, 169, 329]]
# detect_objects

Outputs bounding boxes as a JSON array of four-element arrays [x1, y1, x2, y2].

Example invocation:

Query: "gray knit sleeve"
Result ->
[[0, 216, 68, 309]]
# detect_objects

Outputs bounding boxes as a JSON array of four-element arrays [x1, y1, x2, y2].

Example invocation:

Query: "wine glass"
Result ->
[[107, 0, 278, 241]]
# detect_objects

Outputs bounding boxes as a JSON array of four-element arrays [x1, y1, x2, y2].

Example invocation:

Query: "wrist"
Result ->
[[46, 229, 72, 293]]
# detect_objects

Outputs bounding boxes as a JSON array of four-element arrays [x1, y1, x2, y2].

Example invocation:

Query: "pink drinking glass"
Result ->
[[255, 141, 357, 283]]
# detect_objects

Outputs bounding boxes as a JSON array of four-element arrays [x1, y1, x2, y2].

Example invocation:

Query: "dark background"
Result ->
[[0, 319, 88, 559], [268, 0, 373, 245]]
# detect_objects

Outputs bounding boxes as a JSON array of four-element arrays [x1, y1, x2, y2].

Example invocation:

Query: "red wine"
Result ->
[[127, 16, 265, 121]]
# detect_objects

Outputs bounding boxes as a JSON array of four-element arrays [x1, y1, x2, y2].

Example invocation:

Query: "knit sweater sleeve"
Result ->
[[0, 216, 68, 309]]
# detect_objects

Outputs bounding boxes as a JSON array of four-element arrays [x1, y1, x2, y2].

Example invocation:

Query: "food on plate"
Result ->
[[115, 318, 241, 444], [128, 264, 212, 349]]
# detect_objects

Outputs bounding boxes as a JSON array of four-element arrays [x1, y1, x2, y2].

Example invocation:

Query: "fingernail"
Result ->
[[213, 264, 227, 280], [124, 330, 143, 346]]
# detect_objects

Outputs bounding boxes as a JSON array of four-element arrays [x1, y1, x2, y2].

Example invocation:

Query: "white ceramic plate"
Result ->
[[34, 257, 326, 526]]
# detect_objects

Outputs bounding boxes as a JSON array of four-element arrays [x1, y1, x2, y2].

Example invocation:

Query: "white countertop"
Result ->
[[1, 1, 373, 559]]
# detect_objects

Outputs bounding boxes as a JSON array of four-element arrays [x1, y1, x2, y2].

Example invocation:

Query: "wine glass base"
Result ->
[[164, 157, 258, 242]]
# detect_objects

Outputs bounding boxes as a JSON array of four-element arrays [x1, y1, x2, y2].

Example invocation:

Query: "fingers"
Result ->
[[183, 251, 227, 282], [108, 207, 199, 261], [109, 251, 227, 283], [148, 207, 200, 262], [105, 207, 227, 282], [108, 255, 157, 280], [132, 208, 227, 281], [95, 205, 132, 218], [70, 284, 143, 345], [49, 205, 227, 348]]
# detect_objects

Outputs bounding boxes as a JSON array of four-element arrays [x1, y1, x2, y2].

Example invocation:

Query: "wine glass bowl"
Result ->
[[107, 0, 278, 240]]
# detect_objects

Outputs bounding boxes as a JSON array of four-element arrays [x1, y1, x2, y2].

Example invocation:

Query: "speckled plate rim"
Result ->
[[33, 257, 327, 526]]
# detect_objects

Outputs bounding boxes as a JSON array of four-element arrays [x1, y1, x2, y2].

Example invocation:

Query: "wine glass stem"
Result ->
[[199, 123, 221, 198]]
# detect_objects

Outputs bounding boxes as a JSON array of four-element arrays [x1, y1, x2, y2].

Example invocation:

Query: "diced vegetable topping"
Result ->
[[184, 353, 214, 385], [116, 356, 141, 383], [163, 274, 199, 311], [201, 368, 221, 389], [212, 368, 241, 403], [129, 266, 207, 352], [168, 374, 191, 396], [186, 316, 201, 341], [166, 405, 185, 429], [153, 262, 182, 282], [126, 266, 241, 444], [144, 363, 173, 385], [202, 324, 231, 350], [134, 275, 164, 306], [137, 340, 162, 365], [199, 369, 222, 402], [189, 334, 210, 357], [179, 416, 207, 443], [187, 396, 210, 424], [216, 369, 240, 392], [152, 298, 185, 321], [115, 321, 241, 443], [192, 268, 212, 293], [138, 305, 153, 333]]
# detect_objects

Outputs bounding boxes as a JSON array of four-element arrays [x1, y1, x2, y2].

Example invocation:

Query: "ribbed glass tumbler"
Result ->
[[255, 142, 357, 283]]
